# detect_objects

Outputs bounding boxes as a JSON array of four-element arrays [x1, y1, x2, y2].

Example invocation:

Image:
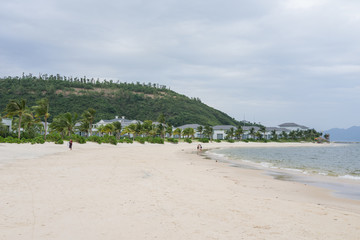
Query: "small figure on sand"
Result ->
[[197, 144, 202, 152], [69, 139, 73, 150]]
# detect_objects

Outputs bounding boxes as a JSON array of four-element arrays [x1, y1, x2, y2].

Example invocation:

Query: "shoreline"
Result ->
[[201, 142, 360, 201], [1, 142, 359, 239]]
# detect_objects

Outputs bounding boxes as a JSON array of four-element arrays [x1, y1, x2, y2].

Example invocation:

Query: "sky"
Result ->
[[1, 0, 359, 130]]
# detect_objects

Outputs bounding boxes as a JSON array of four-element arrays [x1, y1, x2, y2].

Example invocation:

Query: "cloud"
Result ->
[[0, 0, 360, 129]]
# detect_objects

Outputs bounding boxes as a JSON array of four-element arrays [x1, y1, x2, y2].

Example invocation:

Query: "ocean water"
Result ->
[[208, 143, 360, 200]]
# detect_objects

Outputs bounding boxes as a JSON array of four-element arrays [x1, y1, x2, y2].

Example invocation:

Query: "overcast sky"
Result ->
[[1, 0, 359, 130]]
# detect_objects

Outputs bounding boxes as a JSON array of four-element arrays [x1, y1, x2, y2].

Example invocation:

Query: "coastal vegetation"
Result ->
[[0, 74, 324, 144]]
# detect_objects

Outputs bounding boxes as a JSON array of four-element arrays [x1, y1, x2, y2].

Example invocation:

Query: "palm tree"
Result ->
[[204, 125, 214, 141], [123, 124, 137, 140], [50, 116, 66, 137], [235, 126, 244, 140], [32, 98, 50, 140], [5, 99, 31, 139], [142, 120, 153, 137], [63, 112, 78, 136], [97, 125, 105, 137], [11, 111, 38, 138], [288, 131, 296, 140], [182, 128, 193, 139], [271, 130, 277, 140], [260, 126, 266, 140], [196, 125, 203, 138], [135, 121, 143, 137], [103, 123, 115, 135], [166, 123, 173, 138], [156, 123, 165, 138], [112, 121, 122, 139], [249, 127, 255, 139], [82, 108, 96, 136], [280, 131, 288, 140], [77, 121, 90, 137], [50, 112, 78, 137], [184, 128, 195, 139], [255, 131, 262, 140], [173, 128, 182, 141], [226, 127, 235, 140]]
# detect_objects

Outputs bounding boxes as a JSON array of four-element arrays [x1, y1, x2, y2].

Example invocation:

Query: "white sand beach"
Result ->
[[0, 141, 359, 240]]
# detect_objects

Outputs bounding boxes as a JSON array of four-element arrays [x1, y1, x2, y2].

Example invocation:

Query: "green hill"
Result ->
[[0, 74, 240, 126]]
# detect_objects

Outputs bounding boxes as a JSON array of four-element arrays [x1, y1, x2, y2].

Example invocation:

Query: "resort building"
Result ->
[[212, 125, 237, 140], [264, 127, 290, 140], [93, 116, 142, 136], [278, 123, 309, 131], [241, 126, 260, 139], [1, 118, 12, 132], [95, 116, 141, 129], [175, 124, 203, 138]]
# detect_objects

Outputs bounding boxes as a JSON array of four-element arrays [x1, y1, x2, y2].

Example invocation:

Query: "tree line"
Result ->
[[1, 97, 324, 145]]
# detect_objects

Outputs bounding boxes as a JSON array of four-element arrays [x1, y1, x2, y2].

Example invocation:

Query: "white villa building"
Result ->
[[1, 118, 12, 132], [93, 116, 142, 135], [278, 123, 309, 131], [212, 125, 236, 140], [175, 124, 203, 138]]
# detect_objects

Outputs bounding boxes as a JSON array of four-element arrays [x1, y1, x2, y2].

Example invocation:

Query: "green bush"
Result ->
[[33, 136, 45, 144], [214, 139, 221, 143], [108, 136, 117, 145], [135, 137, 146, 144], [184, 138, 192, 143], [71, 134, 86, 144], [87, 135, 102, 144], [198, 138, 209, 143], [55, 139, 64, 144], [146, 137, 164, 144], [119, 137, 133, 144], [227, 139, 235, 143], [1, 136, 21, 143], [166, 138, 178, 144], [46, 132, 62, 142]]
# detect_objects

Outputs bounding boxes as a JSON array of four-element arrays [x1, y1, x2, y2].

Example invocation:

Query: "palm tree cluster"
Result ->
[[97, 120, 171, 140], [4, 98, 49, 139], [2, 97, 98, 140], [2, 98, 323, 143], [278, 129, 321, 141]]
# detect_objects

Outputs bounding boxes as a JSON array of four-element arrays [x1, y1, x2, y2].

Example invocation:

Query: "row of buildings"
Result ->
[[1, 115, 310, 140], [92, 116, 310, 140]]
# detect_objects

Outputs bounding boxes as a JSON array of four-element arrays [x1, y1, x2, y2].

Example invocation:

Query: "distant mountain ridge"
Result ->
[[324, 126, 360, 142]]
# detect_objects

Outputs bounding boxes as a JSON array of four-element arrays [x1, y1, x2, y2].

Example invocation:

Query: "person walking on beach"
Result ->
[[69, 139, 73, 150], [197, 144, 202, 152]]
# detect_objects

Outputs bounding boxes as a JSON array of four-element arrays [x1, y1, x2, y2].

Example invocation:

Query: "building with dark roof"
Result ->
[[278, 123, 309, 131]]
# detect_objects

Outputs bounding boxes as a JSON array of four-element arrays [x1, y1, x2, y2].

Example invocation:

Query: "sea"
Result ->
[[206, 143, 360, 200]]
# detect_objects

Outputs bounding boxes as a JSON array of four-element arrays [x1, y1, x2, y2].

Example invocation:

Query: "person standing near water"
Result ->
[[69, 139, 73, 150]]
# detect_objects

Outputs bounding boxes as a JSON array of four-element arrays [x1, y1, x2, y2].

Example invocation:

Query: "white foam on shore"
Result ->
[[340, 175, 360, 181]]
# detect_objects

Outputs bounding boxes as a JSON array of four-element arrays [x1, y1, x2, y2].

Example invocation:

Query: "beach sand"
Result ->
[[0, 141, 359, 240]]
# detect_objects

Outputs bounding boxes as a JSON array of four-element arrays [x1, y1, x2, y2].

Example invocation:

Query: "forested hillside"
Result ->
[[0, 74, 240, 126]]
